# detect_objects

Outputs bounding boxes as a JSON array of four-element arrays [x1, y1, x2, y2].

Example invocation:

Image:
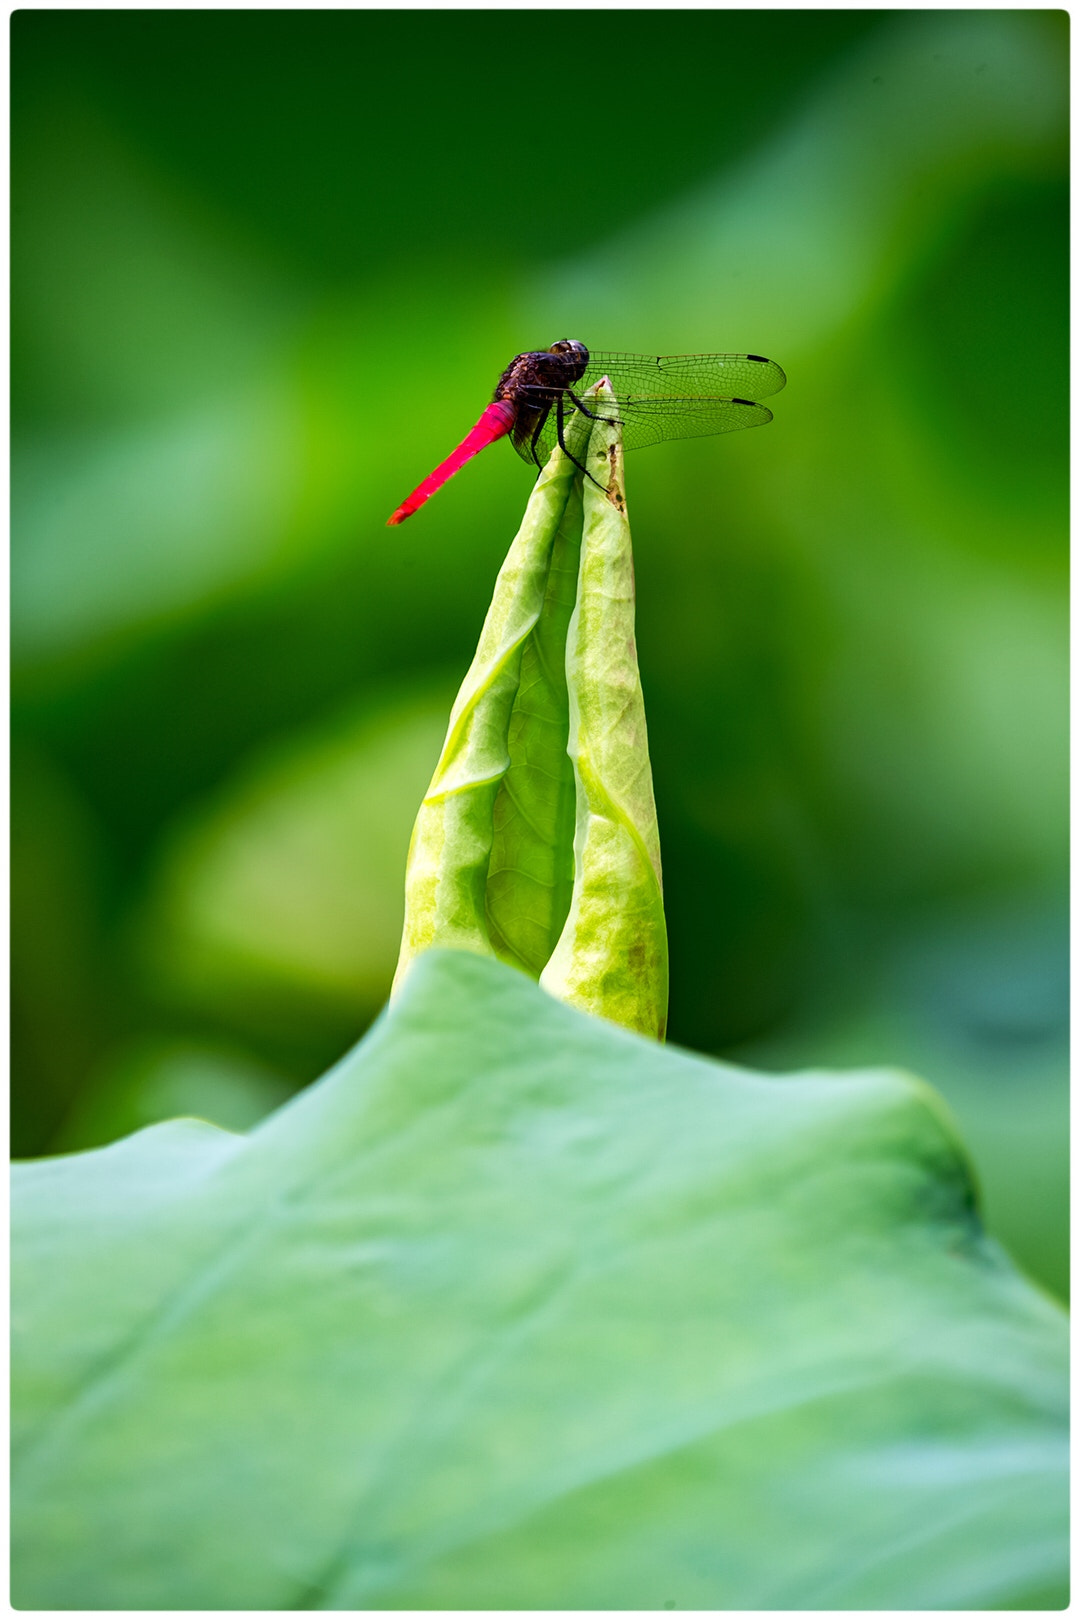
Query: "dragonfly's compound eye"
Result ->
[[547, 339, 590, 381]]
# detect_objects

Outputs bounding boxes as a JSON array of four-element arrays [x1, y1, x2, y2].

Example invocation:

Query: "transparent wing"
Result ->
[[511, 389, 774, 466], [584, 351, 787, 402]]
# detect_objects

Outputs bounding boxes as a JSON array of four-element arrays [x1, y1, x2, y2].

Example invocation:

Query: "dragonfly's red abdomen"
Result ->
[[387, 399, 517, 525]]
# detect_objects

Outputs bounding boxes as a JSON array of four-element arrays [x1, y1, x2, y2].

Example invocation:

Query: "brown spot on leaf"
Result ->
[[605, 441, 626, 511]]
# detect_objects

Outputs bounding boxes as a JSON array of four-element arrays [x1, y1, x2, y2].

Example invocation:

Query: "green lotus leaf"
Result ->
[[12, 950, 1067, 1610]]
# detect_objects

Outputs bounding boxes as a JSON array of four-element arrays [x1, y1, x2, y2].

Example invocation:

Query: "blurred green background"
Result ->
[[11, 12, 1068, 1297]]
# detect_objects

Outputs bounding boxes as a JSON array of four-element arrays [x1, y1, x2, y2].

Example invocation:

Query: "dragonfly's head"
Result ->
[[548, 339, 589, 379]]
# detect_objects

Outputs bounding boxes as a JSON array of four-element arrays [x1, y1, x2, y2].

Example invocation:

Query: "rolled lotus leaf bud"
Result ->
[[393, 381, 667, 1042]]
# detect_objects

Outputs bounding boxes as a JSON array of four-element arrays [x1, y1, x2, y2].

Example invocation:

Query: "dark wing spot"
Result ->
[[732, 397, 757, 406], [746, 354, 770, 363]]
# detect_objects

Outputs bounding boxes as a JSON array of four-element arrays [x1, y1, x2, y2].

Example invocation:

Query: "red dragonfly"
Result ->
[[387, 340, 786, 524]]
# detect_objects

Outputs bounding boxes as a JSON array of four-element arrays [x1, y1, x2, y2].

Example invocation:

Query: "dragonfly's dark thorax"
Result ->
[[494, 341, 590, 453], [493, 348, 586, 403]]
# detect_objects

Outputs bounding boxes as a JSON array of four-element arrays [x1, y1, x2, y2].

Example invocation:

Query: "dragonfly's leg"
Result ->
[[556, 392, 604, 490], [566, 388, 604, 422]]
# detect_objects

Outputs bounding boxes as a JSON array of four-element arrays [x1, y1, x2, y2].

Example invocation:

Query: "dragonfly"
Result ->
[[386, 339, 786, 524]]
